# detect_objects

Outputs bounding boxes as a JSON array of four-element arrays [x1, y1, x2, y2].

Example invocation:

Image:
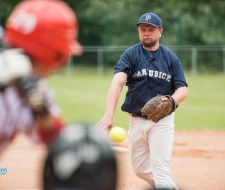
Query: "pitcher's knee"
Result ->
[[134, 170, 154, 185], [134, 170, 146, 179]]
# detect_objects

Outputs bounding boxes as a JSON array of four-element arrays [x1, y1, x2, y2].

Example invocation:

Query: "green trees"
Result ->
[[1, 0, 225, 72], [70, 0, 225, 46], [1, 0, 224, 46]]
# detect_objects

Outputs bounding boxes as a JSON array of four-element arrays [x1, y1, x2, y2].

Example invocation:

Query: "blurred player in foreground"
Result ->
[[95, 13, 188, 190], [0, 0, 83, 154], [43, 123, 117, 190]]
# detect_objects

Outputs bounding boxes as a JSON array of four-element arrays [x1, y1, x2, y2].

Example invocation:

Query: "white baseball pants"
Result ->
[[128, 113, 178, 190]]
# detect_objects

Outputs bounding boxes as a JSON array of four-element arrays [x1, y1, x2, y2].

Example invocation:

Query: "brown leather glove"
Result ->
[[141, 94, 176, 122]]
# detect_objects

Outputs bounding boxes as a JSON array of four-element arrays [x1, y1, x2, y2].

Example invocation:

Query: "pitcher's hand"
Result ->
[[94, 117, 113, 133]]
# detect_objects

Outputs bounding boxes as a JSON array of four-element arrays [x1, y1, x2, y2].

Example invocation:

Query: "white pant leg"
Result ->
[[149, 113, 178, 190], [128, 113, 178, 190], [128, 114, 155, 188]]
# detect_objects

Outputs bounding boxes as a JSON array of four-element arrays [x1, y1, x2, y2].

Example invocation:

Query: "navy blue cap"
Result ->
[[136, 13, 162, 28]]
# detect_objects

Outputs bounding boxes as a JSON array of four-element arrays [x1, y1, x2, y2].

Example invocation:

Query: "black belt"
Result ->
[[131, 113, 149, 119]]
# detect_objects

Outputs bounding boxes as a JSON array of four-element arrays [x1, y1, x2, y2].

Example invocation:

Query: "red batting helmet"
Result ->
[[3, 0, 83, 71]]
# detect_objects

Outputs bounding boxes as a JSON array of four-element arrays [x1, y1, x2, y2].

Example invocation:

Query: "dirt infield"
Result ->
[[0, 131, 225, 190]]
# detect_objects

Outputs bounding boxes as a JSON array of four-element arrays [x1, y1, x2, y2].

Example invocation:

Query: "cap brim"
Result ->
[[136, 22, 160, 28], [71, 41, 83, 56]]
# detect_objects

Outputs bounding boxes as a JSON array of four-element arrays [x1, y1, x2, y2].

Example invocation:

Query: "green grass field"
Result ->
[[48, 70, 225, 130]]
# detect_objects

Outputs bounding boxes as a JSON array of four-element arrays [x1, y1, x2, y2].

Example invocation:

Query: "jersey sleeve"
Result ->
[[171, 58, 188, 89], [114, 51, 131, 77]]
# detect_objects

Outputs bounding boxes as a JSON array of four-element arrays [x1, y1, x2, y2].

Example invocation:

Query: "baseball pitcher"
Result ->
[[96, 13, 188, 190]]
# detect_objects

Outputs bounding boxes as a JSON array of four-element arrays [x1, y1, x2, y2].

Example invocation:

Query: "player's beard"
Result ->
[[141, 39, 158, 48]]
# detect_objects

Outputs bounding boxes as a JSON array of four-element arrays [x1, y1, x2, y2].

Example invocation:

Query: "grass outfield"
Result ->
[[48, 71, 225, 130]]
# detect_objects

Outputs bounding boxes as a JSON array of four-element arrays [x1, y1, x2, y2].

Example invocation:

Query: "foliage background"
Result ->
[[1, 0, 225, 72], [1, 0, 225, 46]]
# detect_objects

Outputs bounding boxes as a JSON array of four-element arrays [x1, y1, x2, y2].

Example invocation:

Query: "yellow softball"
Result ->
[[109, 126, 126, 143]]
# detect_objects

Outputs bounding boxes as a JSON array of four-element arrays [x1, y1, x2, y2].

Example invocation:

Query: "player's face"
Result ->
[[138, 24, 163, 48]]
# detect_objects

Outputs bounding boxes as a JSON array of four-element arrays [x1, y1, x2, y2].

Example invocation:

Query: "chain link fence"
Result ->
[[66, 46, 225, 76]]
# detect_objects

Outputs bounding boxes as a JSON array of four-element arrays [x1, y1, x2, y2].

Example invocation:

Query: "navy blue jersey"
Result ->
[[114, 43, 188, 117]]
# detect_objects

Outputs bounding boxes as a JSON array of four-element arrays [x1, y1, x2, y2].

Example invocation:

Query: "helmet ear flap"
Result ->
[[54, 52, 70, 69]]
